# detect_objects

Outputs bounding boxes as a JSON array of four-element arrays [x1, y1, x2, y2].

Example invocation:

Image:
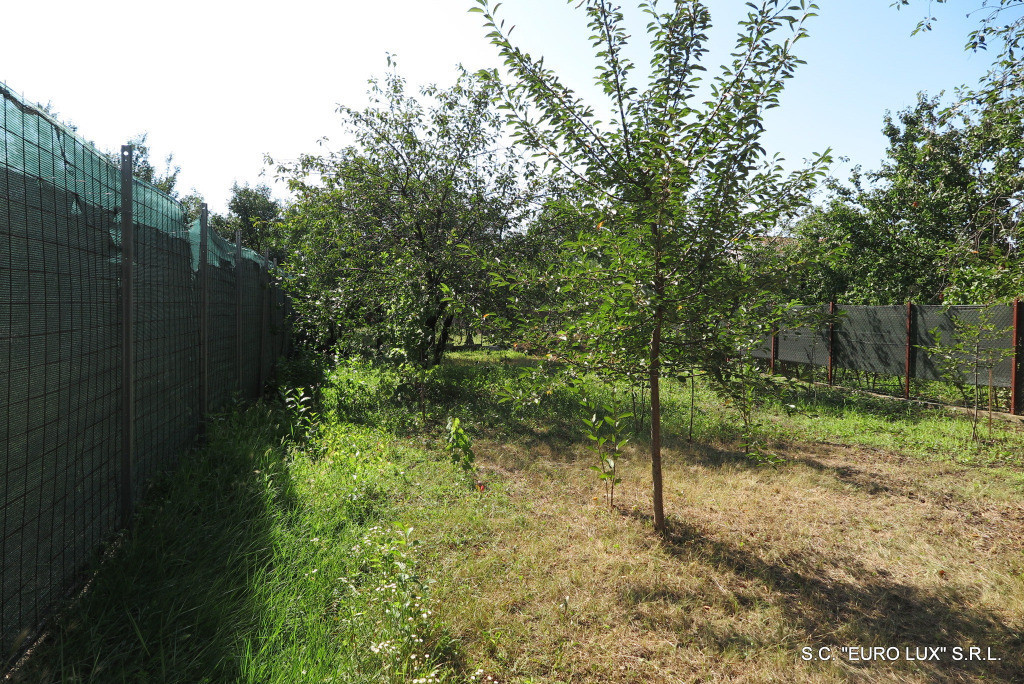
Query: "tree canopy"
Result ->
[[785, 88, 1023, 305], [270, 67, 535, 366]]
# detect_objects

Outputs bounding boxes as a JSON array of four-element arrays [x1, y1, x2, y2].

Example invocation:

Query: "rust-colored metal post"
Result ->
[[827, 302, 835, 386], [769, 330, 778, 375], [1012, 299, 1022, 415], [905, 300, 914, 400]]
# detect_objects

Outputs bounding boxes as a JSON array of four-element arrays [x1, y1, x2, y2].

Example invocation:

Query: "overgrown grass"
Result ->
[[756, 380, 1024, 470], [13, 351, 1024, 683], [11, 379, 471, 683]]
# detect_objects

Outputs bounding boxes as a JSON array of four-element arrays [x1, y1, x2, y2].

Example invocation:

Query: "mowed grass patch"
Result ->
[[396, 354, 1024, 683], [759, 381, 1024, 469], [401, 439, 1024, 683]]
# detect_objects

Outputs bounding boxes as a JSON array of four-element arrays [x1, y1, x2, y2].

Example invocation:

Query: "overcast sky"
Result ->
[[0, 1, 1001, 214]]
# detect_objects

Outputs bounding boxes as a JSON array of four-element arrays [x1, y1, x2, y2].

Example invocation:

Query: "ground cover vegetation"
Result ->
[[12, 358, 470, 684], [14, 353, 1024, 682]]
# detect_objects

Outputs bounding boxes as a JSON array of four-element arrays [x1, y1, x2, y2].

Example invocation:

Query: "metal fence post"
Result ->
[[236, 228, 243, 394], [119, 145, 135, 526], [1012, 298, 1022, 415], [904, 300, 914, 400], [259, 249, 269, 395], [199, 204, 209, 422], [769, 329, 777, 375], [827, 301, 835, 386]]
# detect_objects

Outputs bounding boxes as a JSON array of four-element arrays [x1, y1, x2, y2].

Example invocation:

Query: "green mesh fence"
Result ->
[[834, 305, 909, 377], [775, 304, 830, 367], [1, 84, 289, 667], [913, 304, 1015, 387]]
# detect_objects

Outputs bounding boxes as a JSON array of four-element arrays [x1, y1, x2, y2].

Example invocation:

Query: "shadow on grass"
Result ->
[[798, 455, 901, 497], [623, 509, 1024, 682], [12, 404, 296, 684], [773, 381, 939, 426], [429, 360, 590, 444]]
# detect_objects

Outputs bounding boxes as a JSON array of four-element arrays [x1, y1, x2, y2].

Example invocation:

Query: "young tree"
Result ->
[[271, 67, 533, 367], [475, 0, 829, 532]]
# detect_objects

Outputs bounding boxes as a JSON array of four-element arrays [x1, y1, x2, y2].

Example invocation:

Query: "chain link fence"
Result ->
[[2, 83, 289, 667]]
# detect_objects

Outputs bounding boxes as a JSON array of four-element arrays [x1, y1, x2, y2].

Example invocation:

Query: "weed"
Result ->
[[12, 395, 464, 683], [280, 385, 320, 443], [579, 392, 631, 510], [445, 416, 476, 475]]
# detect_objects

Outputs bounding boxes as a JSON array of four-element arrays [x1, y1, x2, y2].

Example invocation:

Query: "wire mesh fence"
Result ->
[[752, 302, 1023, 413], [1, 84, 289, 667]]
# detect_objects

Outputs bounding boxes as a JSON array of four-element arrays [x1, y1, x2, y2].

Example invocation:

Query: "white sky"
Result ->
[[0, 0, 1000, 214]]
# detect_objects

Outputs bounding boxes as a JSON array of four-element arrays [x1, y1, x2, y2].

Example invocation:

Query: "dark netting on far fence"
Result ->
[[238, 256, 265, 397], [757, 300, 1022, 412], [775, 304, 830, 367], [834, 305, 909, 377], [1, 83, 289, 667], [913, 304, 1015, 388], [132, 184, 199, 498], [204, 228, 240, 411]]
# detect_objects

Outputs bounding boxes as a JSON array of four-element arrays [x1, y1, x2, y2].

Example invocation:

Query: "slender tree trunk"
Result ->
[[649, 195, 667, 535], [650, 306, 665, 534], [433, 313, 455, 366]]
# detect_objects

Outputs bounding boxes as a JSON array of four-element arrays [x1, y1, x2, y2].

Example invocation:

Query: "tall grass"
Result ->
[[13, 381, 469, 683]]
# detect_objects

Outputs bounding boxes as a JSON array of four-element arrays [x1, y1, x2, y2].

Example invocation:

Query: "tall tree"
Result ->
[[476, 0, 829, 532], [226, 180, 282, 254], [897, 0, 1024, 76], [178, 191, 206, 226], [271, 67, 533, 366], [786, 92, 1024, 305], [122, 132, 180, 196]]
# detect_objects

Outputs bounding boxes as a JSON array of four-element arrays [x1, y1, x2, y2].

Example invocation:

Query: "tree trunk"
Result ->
[[433, 313, 455, 366], [650, 307, 665, 534], [420, 310, 439, 367]]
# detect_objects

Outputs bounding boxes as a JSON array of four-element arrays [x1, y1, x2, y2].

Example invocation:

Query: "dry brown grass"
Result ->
[[403, 436, 1024, 683]]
